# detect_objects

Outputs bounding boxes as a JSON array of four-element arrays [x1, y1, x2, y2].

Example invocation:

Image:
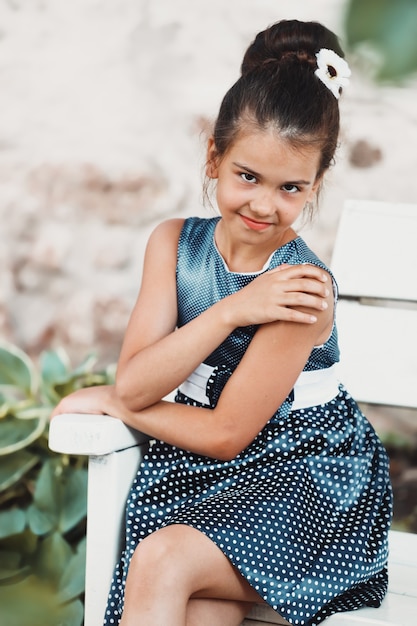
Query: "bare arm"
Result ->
[[52, 277, 333, 460], [116, 219, 330, 411]]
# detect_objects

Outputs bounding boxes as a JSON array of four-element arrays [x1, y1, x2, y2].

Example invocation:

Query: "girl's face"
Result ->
[[207, 128, 322, 250]]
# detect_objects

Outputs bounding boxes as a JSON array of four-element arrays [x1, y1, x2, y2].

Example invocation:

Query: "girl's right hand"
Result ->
[[225, 263, 331, 327]]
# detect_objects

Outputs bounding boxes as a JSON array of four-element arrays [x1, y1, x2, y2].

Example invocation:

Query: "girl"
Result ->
[[52, 19, 392, 626]]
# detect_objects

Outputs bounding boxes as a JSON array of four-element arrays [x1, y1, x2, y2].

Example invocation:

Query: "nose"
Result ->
[[249, 189, 276, 218]]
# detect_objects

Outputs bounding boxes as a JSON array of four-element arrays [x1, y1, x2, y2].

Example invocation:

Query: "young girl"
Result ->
[[52, 19, 392, 626]]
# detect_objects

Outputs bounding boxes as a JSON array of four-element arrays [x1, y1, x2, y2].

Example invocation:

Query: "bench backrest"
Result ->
[[330, 200, 417, 408]]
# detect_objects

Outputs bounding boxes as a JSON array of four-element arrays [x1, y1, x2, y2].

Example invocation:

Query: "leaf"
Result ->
[[0, 449, 39, 492], [57, 537, 86, 603], [0, 414, 47, 456], [40, 349, 71, 383], [0, 509, 26, 540], [14, 404, 50, 421], [0, 527, 38, 558], [0, 550, 21, 570], [0, 394, 12, 418], [0, 550, 29, 582], [55, 599, 84, 626], [39, 349, 72, 405], [57, 466, 88, 534], [0, 574, 83, 626], [0, 343, 37, 396], [70, 352, 98, 378], [345, 0, 417, 80], [27, 461, 60, 535], [28, 460, 87, 536], [34, 532, 73, 582], [27, 503, 57, 536]]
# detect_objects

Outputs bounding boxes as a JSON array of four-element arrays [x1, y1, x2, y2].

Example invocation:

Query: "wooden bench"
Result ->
[[49, 200, 417, 625]]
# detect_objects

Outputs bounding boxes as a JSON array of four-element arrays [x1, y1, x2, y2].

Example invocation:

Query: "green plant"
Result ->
[[345, 0, 417, 81], [0, 342, 115, 626]]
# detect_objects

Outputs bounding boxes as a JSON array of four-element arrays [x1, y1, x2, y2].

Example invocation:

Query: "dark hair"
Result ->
[[212, 20, 346, 180]]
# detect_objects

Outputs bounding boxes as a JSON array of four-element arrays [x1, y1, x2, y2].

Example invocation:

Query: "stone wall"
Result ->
[[1, 0, 417, 367]]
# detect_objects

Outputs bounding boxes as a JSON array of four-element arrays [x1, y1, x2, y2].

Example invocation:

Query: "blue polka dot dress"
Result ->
[[104, 217, 392, 626]]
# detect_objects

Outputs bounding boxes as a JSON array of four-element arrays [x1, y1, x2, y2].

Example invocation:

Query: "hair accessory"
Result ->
[[314, 48, 351, 99]]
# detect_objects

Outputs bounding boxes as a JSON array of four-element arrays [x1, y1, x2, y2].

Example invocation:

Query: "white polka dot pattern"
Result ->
[[103, 218, 392, 626]]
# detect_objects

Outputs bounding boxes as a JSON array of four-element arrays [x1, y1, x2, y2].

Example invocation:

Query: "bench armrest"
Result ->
[[49, 413, 150, 456]]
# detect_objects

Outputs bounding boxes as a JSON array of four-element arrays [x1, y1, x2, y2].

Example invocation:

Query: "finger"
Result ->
[[272, 307, 318, 324], [268, 278, 329, 300], [270, 263, 291, 272], [277, 292, 329, 311], [268, 264, 329, 282], [284, 278, 330, 297]]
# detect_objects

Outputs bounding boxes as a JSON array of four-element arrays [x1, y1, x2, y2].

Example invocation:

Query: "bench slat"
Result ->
[[245, 583, 417, 626], [331, 200, 417, 301], [336, 301, 417, 408]]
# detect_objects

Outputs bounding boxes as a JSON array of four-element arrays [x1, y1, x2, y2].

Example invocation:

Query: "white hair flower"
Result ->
[[315, 48, 351, 99]]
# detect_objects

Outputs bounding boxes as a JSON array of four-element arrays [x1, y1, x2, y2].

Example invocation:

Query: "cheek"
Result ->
[[216, 182, 239, 207], [280, 200, 306, 224]]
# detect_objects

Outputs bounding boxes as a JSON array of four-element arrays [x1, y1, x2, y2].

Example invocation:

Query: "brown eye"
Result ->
[[282, 184, 299, 194], [240, 173, 257, 183]]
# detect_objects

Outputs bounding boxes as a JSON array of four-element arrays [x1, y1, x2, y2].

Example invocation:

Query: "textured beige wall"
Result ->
[[1, 0, 416, 366]]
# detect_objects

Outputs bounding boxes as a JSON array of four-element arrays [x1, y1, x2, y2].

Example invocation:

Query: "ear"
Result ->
[[307, 174, 323, 202], [206, 136, 219, 179]]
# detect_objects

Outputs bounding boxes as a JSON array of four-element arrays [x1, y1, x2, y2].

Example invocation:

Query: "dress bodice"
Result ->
[[176, 216, 340, 376]]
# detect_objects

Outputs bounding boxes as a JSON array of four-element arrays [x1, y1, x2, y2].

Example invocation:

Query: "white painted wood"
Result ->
[[49, 415, 151, 625], [331, 200, 417, 301], [245, 594, 417, 624], [48, 413, 150, 456], [336, 301, 417, 408], [84, 444, 146, 626]]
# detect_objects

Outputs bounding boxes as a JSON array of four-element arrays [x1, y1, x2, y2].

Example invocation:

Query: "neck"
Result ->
[[214, 221, 297, 273]]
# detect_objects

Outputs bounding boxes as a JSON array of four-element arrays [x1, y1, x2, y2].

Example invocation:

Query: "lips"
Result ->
[[240, 214, 272, 231]]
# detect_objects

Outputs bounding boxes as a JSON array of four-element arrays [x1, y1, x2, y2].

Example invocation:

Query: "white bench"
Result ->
[[49, 200, 417, 625]]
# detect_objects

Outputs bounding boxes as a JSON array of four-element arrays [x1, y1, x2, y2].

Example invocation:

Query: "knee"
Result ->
[[129, 526, 183, 583]]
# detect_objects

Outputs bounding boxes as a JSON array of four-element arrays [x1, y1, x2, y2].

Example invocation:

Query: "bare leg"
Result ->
[[119, 524, 263, 626]]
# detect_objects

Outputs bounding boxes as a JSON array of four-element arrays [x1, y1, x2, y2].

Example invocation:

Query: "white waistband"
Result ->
[[290, 363, 340, 410], [178, 362, 340, 410], [178, 362, 214, 405]]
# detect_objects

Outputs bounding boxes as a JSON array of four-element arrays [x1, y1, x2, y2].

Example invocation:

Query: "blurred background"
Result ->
[[0, 1, 416, 623], [1, 0, 416, 365]]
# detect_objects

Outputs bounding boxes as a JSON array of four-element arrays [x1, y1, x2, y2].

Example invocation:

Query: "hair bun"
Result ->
[[241, 19, 344, 76]]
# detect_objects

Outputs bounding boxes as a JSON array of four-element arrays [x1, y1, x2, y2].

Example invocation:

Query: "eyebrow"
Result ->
[[232, 161, 312, 186]]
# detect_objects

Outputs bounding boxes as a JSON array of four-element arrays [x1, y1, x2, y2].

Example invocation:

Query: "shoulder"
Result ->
[[291, 237, 329, 269], [140, 219, 185, 276], [178, 216, 219, 241], [148, 216, 218, 245], [148, 218, 185, 242], [291, 237, 338, 299], [144, 218, 184, 255], [145, 217, 219, 269], [177, 216, 220, 256]]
